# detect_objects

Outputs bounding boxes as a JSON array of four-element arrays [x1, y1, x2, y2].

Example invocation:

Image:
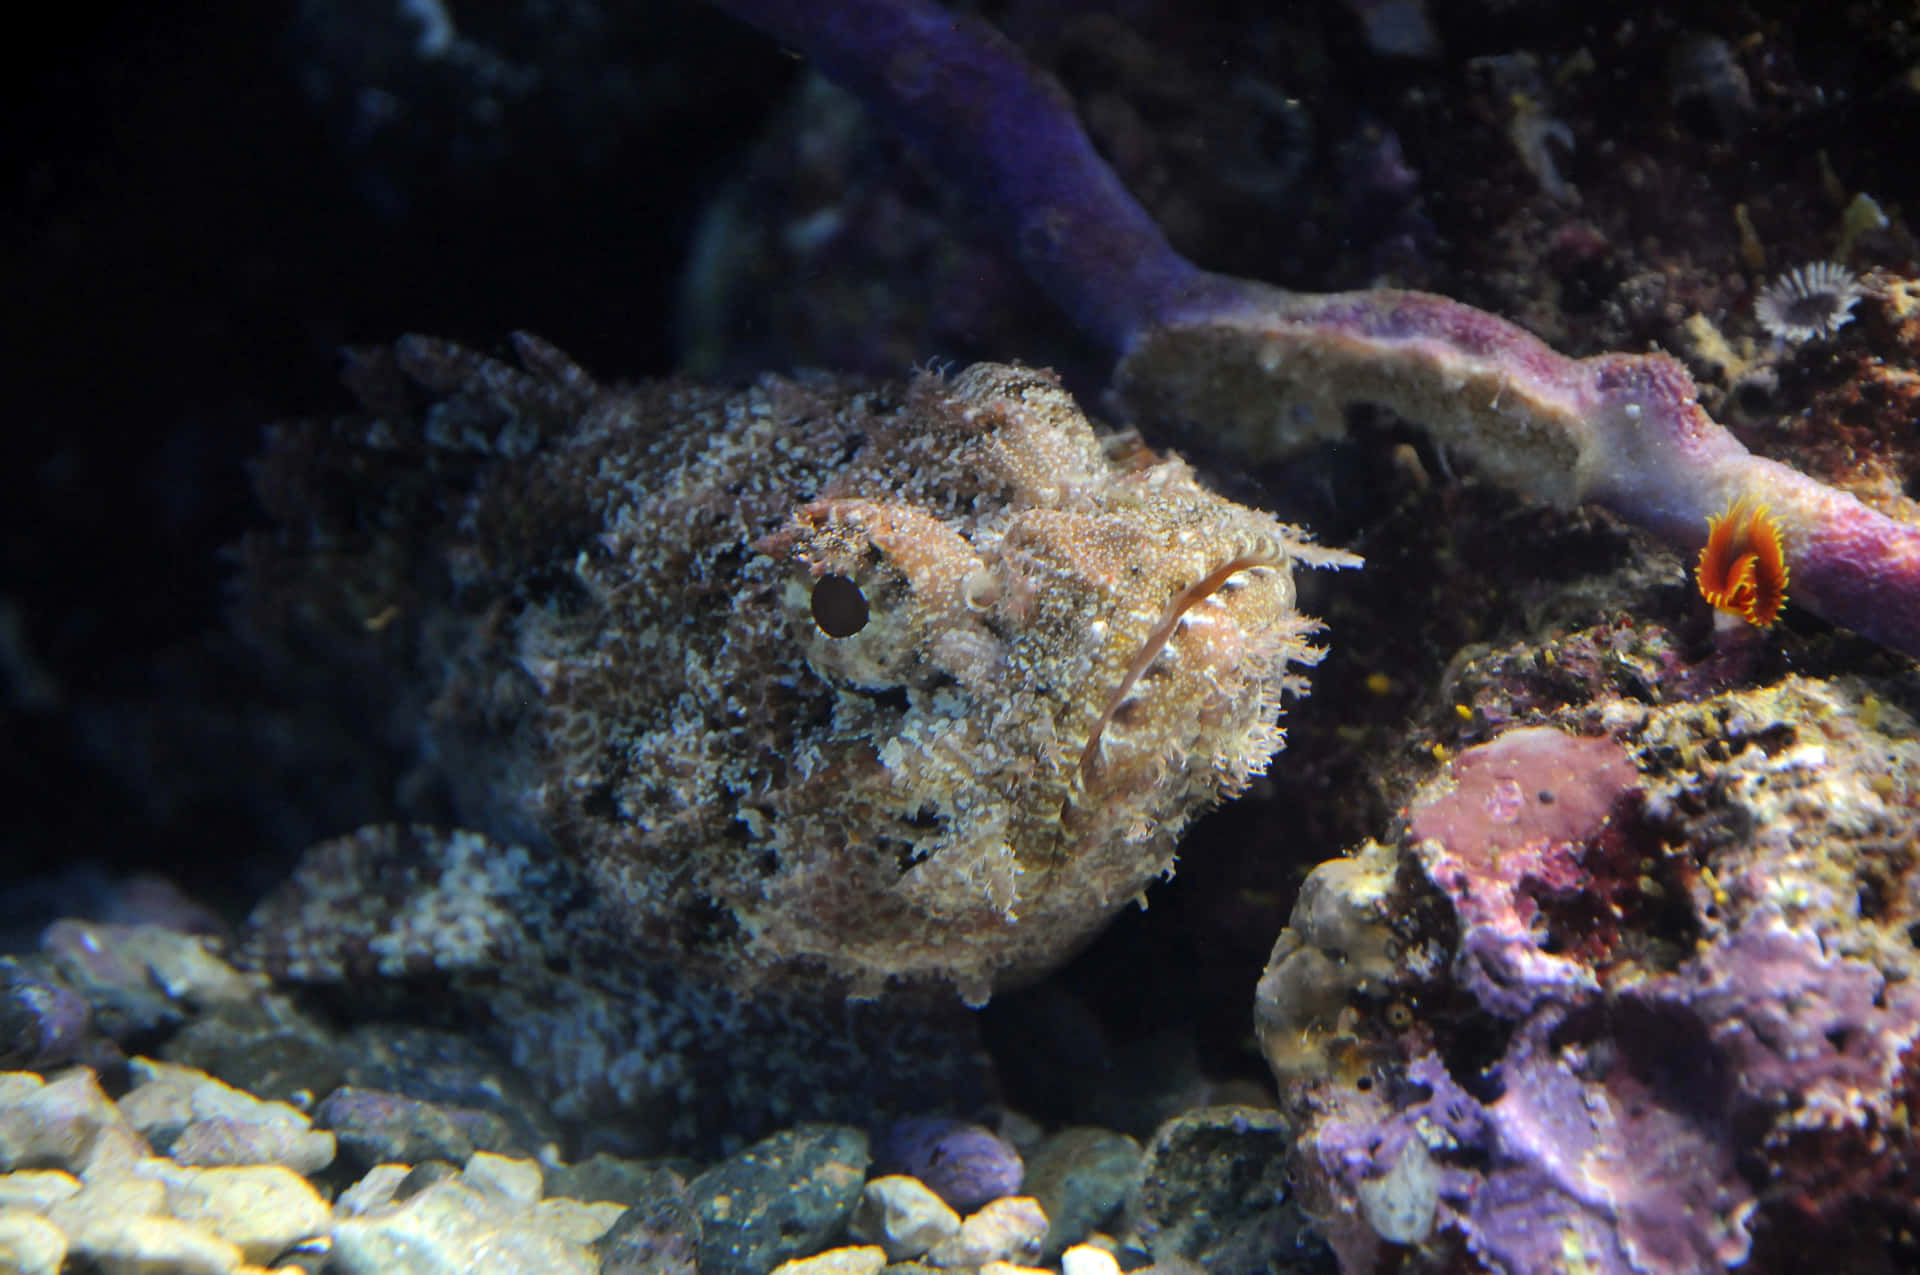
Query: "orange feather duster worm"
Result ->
[[1696, 495, 1789, 627]]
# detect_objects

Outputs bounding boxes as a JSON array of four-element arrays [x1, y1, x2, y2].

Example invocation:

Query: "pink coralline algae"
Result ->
[[1408, 726, 1640, 1015]]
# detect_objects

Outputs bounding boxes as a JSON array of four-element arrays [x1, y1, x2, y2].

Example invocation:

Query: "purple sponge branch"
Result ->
[[709, 0, 1232, 352], [1117, 284, 1920, 657], [711, 0, 1920, 659]]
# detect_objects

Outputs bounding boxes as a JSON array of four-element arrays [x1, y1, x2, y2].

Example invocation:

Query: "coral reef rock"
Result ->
[[240, 338, 1353, 1149], [1258, 677, 1920, 1275]]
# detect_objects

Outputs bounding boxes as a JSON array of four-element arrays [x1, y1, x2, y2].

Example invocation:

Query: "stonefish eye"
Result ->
[[810, 574, 869, 638]]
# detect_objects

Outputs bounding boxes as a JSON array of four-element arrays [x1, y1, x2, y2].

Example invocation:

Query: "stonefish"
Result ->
[[241, 336, 1355, 1146]]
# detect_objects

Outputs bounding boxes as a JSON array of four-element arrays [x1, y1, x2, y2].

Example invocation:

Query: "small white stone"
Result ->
[[848, 1175, 961, 1260], [118, 1060, 333, 1176], [333, 1164, 409, 1218], [927, 1196, 1047, 1269], [1356, 1139, 1439, 1245], [1061, 1243, 1123, 1275], [531, 1196, 626, 1245], [460, 1224, 593, 1275], [329, 1178, 599, 1275], [161, 1164, 331, 1264], [458, 1152, 543, 1211], [0, 1078, 41, 1107], [0, 1209, 67, 1275], [49, 1173, 167, 1237], [68, 1213, 244, 1275], [770, 1243, 888, 1275], [0, 1068, 148, 1177], [0, 1170, 80, 1214]]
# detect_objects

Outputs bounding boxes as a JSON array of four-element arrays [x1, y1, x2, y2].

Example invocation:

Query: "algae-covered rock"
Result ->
[[688, 1124, 869, 1275], [1127, 1106, 1327, 1274], [1019, 1128, 1138, 1258]]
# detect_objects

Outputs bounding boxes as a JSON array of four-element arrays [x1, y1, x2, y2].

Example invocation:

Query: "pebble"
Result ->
[[0, 1068, 148, 1176], [993, 1110, 1045, 1152], [0, 960, 92, 1072], [119, 1059, 334, 1175], [329, 1152, 610, 1275], [1355, 1137, 1439, 1245], [545, 1153, 690, 1209], [331, 1023, 563, 1155], [67, 1213, 245, 1275], [1, 1036, 1169, 1275], [161, 1015, 344, 1115], [0, 1171, 80, 1213], [1020, 1127, 1139, 1258], [1127, 1105, 1321, 1272], [315, 1085, 516, 1172], [458, 1150, 544, 1210], [1060, 1243, 1123, 1275], [335, 1164, 412, 1217], [533, 1195, 629, 1246], [395, 1161, 460, 1198], [770, 1243, 887, 1275], [848, 1174, 960, 1260], [878, 1119, 1023, 1212], [0, 1209, 66, 1275], [42, 922, 257, 1042], [46, 1173, 166, 1236], [688, 1125, 869, 1275], [591, 1175, 700, 1275], [148, 1162, 331, 1263], [925, 1197, 1047, 1269]]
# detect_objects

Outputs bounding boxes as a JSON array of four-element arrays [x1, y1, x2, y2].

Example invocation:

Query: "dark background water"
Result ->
[[4, 0, 796, 924]]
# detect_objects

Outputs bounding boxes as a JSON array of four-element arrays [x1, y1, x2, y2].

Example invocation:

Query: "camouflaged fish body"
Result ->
[[241, 337, 1352, 1142]]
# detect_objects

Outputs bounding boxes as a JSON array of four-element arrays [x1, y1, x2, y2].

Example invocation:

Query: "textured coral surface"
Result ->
[[1260, 675, 1920, 1274]]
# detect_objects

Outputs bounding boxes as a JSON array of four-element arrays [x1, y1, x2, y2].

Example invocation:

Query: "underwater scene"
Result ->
[[12, 1, 1920, 1272]]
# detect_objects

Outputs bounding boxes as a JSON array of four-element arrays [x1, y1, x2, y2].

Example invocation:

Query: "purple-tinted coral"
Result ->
[[1409, 727, 1639, 1014], [1637, 912, 1920, 1217], [1309, 917, 1920, 1274], [1310, 1040, 1753, 1275], [1304, 1054, 1482, 1271], [878, 1117, 1024, 1212], [1472, 1022, 1753, 1275]]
